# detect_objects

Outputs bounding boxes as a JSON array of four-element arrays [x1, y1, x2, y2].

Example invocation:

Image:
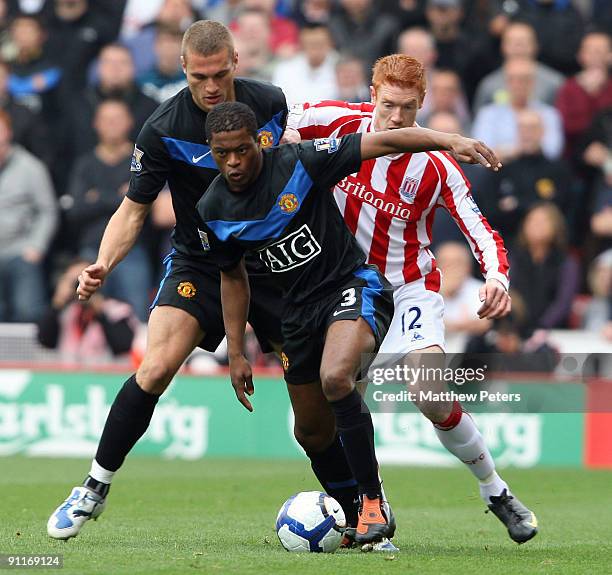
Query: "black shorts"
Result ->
[[151, 251, 283, 352], [281, 264, 394, 385]]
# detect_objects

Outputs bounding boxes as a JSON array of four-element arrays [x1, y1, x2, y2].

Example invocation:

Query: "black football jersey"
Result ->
[[127, 79, 287, 261], [197, 134, 368, 304]]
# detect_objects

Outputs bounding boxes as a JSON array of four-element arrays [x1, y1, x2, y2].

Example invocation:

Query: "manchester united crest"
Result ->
[[281, 352, 290, 371], [278, 193, 299, 214], [259, 130, 274, 148], [177, 281, 197, 298]]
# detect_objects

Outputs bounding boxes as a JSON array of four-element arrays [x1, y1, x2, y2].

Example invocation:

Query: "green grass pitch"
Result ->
[[2, 457, 612, 574]]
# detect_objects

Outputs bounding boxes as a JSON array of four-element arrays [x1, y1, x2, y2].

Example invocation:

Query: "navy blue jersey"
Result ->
[[127, 79, 287, 260], [197, 134, 368, 303]]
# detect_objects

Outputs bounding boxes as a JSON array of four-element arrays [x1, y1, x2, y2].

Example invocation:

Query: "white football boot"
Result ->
[[47, 487, 106, 540]]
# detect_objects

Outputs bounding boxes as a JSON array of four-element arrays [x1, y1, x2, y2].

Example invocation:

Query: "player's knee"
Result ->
[[414, 398, 453, 424], [320, 368, 353, 402], [294, 424, 335, 453], [136, 358, 175, 394]]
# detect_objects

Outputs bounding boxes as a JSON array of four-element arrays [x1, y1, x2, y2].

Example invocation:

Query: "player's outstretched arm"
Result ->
[[220, 259, 254, 412], [360, 128, 502, 170], [76, 197, 151, 301]]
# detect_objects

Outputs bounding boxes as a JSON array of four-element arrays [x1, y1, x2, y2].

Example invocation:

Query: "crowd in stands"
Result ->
[[0, 0, 610, 364]]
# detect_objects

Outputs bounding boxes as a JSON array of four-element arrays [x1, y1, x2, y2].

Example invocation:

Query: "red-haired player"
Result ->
[[286, 54, 537, 545]]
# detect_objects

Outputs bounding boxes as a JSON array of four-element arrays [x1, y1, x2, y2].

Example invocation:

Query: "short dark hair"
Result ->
[[205, 102, 257, 143], [182, 20, 234, 59]]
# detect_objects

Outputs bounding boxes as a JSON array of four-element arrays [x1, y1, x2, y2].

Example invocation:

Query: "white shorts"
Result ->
[[378, 279, 445, 356]]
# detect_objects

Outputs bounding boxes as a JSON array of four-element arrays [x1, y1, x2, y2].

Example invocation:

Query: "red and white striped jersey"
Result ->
[[287, 100, 509, 291]]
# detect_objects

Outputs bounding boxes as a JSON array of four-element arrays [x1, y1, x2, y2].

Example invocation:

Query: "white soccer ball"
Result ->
[[276, 491, 346, 553]]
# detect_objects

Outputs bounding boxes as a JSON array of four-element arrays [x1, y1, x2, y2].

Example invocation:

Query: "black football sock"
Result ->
[[306, 434, 359, 526], [93, 374, 160, 473], [329, 388, 381, 499], [83, 476, 111, 499]]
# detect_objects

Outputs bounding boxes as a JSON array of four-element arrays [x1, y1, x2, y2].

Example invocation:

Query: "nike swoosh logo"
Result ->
[[234, 225, 248, 237], [333, 308, 355, 317], [192, 151, 211, 163]]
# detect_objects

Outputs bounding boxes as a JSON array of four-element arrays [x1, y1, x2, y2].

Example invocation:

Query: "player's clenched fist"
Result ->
[[477, 279, 511, 320], [76, 262, 108, 301]]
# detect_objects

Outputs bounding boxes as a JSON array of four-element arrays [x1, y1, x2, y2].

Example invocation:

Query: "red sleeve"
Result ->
[[287, 101, 374, 140], [430, 152, 510, 289]]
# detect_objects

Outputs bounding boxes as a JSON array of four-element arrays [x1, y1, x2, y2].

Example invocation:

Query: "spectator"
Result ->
[[0, 109, 57, 322], [477, 109, 573, 244], [334, 54, 369, 103], [37, 258, 138, 362], [437, 241, 492, 338], [230, 0, 299, 59], [65, 99, 153, 321], [124, 0, 201, 76], [556, 31, 612, 159], [461, 0, 509, 37], [0, 58, 50, 164], [473, 21, 564, 112], [590, 179, 612, 247], [427, 109, 461, 134], [582, 249, 612, 333], [606, 295, 612, 341], [463, 291, 559, 373], [205, 0, 240, 25], [510, 202, 580, 331], [581, 108, 612, 247], [424, 0, 495, 99], [397, 26, 437, 72], [329, 0, 398, 70], [120, 0, 166, 38], [292, 0, 333, 27], [0, 0, 15, 62], [418, 68, 470, 131], [472, 57, 563, 161], [232, 8, 276, 82], [520, 0, 584, 76], [581, 108, 612, 184], [7, 15, 61, 122], [138, 23, 187, 103], [45, 0, 125, 94], [398, 27, 445, 123], [272, 23, 338, 106], [66, 43, 158, 172], [381, 0, 427, 29]]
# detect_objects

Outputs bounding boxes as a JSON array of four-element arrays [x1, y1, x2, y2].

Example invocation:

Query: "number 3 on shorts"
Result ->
[[340, 287, 356, 307], [401, 306, 421, 335]]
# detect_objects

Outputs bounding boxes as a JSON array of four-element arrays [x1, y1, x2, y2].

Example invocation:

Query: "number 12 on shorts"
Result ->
[[401, 306, 421, 335]]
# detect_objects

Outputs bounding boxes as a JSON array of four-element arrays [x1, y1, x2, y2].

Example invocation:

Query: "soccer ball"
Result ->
[[276, 491, 346, 553]]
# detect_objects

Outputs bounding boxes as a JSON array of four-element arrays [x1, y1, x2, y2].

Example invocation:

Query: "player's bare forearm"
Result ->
[[360, 128, 501, 170], [220, 260, 250, 359], [221, 260, 254, 411], [77, 197, 150, 301], [97, 196, 150, 272], [360, 126, 447, 158]]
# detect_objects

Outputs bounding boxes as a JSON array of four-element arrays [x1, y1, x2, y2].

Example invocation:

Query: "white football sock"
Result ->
[[89, 459, 115, 485], [434, 411, 508, 502], [478, 471, 510, 503]]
